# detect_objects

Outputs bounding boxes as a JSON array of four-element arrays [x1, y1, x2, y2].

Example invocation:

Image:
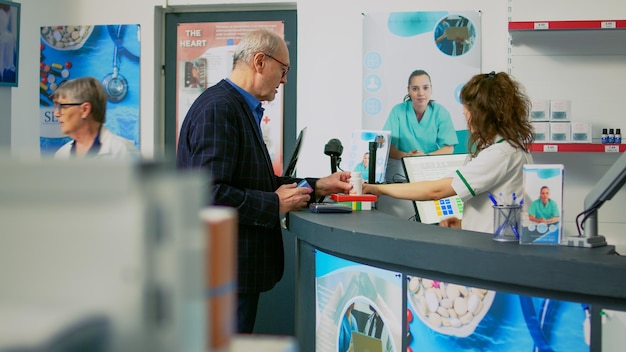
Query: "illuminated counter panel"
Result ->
[[289, 210, 626, 351]]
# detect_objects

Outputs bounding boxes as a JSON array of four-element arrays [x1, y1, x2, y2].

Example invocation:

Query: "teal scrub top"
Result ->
[[383, 100, 458, 154], [353, 162, 369, 180], [528, 198, 560, 220]]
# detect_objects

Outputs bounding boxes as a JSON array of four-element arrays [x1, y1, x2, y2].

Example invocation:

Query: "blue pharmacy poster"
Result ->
[[406, 275, 590, 351], [362, 11, 482, 155], [315, 250, 403, 352], [39, 24, 141, 155]]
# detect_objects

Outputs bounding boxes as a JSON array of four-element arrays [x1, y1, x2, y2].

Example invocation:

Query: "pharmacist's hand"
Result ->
[[439, 217, 462, 229], [362, 183, 381, 196]]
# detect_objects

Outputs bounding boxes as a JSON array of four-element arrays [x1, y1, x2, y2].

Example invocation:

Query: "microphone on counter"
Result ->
[[324, 138, 343, 173], [368, 141, 377, 184]]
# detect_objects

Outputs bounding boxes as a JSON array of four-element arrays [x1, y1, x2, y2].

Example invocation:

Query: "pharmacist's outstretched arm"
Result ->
[[362, 177, 455, 201]]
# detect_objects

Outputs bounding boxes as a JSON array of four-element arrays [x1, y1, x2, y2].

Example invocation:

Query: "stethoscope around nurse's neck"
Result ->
[[101, 25, 139, 103]]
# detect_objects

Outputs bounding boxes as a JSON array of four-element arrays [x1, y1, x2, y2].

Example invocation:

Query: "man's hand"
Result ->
[[275, 183, 312, 214], [314, 171, 352, 197]]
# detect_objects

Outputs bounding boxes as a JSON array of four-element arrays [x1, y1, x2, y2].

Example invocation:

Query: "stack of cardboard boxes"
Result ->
[[530, 99, 592, 143]]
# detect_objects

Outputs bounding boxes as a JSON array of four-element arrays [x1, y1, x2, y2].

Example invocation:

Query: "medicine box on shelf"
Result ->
[[530, 100, 550, 121], [550, 100, 571, 121], [550, 122, 571, 143], [532, 122, 550, 142], [570, 122, 592, 143]]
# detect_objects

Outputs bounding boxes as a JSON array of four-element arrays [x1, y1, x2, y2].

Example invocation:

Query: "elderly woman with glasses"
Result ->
[[51, 76, 139, 160]]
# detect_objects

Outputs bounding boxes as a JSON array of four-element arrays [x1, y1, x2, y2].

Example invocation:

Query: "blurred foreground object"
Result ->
[[0, 158, 207, 352]]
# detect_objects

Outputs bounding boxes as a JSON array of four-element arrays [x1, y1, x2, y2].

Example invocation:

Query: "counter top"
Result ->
[[289, 209, 626, 310]]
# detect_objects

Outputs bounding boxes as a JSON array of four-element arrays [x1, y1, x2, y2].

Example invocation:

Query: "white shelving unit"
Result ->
[[507, 1, 626, 255], [508, 19, 626, 141]]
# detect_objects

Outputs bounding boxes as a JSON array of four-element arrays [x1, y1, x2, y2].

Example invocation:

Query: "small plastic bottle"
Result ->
[[608, 128, 615, 144], [349, 172, 363, 195], [616, 129, 622, 144], [601, 128, 608, 144]]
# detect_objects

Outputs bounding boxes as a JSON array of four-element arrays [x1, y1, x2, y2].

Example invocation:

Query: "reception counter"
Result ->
[[288, 209, 626, 351]]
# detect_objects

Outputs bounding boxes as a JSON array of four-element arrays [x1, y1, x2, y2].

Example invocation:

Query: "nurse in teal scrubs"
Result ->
[[383, 70, 458, 159], [353, 152, 370, 180]]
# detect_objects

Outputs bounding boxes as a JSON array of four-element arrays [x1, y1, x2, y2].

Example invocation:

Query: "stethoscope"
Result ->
[[101, 25, 139, 103]]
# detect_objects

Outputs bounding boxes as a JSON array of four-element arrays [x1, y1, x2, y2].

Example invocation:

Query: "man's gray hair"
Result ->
[[232, 28, 284, 68]]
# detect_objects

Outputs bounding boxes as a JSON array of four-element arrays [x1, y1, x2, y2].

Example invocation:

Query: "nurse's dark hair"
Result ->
[[460, 71, 534, 156], [50, 76, 107, 123], [232, 28, 284, 68], [403, 69, 432, 102]]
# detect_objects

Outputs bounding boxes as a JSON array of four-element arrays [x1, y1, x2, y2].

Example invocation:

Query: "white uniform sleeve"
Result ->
[[451, 147, 513, 202]]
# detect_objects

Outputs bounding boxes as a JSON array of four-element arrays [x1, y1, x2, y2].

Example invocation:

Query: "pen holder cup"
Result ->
[[492, 204, 522, 242]]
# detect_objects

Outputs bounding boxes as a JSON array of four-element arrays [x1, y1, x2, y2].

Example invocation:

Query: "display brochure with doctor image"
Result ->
[[520, 164, 564, 245], [315, 250, 402, 352], [345, 130, 391, 184]]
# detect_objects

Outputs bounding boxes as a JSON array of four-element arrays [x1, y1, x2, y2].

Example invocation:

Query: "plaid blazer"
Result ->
[[177, 79, 306, 293]]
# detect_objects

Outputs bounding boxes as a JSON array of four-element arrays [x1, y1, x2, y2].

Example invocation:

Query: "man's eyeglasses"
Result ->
[[264, 53, 290, 78], [53, 102, 85, 114]]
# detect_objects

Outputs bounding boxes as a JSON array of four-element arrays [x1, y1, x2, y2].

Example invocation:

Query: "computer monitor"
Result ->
[[401, 154, 469, 224], [283, 127, 306, 177]]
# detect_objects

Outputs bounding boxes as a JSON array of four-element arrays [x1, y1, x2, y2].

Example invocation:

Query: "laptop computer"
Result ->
[[351, 331, 382, 352], [401, 154, 469, 224]]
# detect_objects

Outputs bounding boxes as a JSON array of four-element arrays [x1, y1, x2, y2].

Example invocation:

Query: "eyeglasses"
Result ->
[[264, 53, 290, 78], [53, 102, 85, 114]]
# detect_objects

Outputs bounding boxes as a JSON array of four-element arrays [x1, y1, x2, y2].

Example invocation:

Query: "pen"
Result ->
[[512, 192, 517, 204], [488, 193, 499, 206]]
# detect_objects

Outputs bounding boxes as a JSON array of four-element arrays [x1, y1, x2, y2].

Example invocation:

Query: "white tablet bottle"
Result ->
[[349, 172, 363, 195]]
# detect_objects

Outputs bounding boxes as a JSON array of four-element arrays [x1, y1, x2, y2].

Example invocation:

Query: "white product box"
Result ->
[[529, 100, 550, 121], [550, 99, 571, 121], [531, 122, 550, 142], [570, 122, 592, 143], [550, 122, 571, 142]]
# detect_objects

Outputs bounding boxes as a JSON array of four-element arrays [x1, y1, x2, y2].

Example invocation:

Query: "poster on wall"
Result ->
[[39, 24, 141, 155], [315, 250, 403, 352], [362, 11, 482, 159], [0, 0, 20, 87], [176, 21, 285, 175], [406, 275, 590, 351]]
